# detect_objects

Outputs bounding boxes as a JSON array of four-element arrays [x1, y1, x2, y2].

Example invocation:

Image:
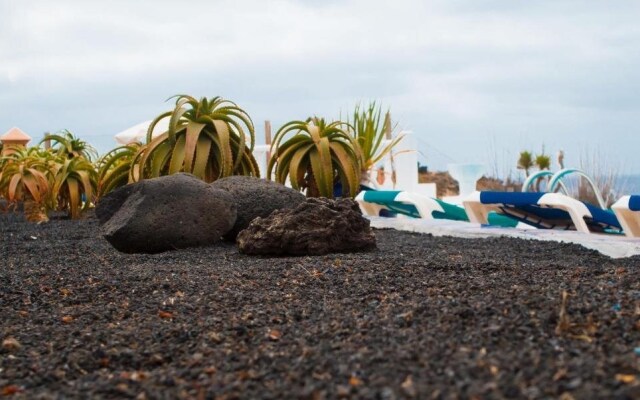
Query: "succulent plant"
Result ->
[[268, 117, 361, 198], [0, 147, 52, 222], [41, 130, 98, 161], [51, 156, 97, 219], [348, 102, 403, 177], [96, 143, 141, 198], [131, 95, 259, 183]]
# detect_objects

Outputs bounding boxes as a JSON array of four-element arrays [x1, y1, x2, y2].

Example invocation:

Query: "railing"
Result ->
[[522, 170, 570, 194], [522, 168, 606, 209], [548, 168, 606, 209]]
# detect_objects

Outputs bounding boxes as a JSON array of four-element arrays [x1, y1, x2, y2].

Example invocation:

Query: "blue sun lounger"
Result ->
[[355, 190, 519, 227], [463, 191, 622, 234], [612, 195, 640, 237]]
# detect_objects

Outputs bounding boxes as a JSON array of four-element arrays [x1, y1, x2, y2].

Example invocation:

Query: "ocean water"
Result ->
[[617, 175, 640, 195]]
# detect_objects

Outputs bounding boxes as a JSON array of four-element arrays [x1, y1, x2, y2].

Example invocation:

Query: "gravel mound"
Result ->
[[2, 213, 640, 399]]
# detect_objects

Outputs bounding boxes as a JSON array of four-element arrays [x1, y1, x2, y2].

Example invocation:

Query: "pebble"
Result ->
[[2, 214, 638, 399], [2, 338, 22, 351]]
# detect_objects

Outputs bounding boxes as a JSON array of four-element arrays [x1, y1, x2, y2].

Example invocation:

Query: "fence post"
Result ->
[[384, 112, 396, 186], [265, 119, 272, 156]]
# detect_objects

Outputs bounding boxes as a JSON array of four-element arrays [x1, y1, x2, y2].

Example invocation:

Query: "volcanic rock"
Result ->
[[95, 184, 136, 224], [211, 176, 306, 240], [237, 197, 376, 255], [97, 173, 236, 253]]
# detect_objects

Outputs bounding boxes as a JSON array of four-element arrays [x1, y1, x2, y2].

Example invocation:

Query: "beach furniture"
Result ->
[[611, 195, 640, 237], [463, 191, 622, 234], [355, 190, 518, 227], [114, 119, 170, 145]]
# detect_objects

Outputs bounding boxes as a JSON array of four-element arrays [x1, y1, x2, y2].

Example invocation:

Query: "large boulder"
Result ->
[[237, 197, 376, 256], [95, 184, 136, 224], [211, 176, 306, 240], [97, 173, 236, 253]]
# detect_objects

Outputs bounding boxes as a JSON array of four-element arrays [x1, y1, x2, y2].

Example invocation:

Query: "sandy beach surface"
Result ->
[[2, 212, 640, 399]]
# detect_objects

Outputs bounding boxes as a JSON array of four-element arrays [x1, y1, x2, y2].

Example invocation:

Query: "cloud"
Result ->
[[1, 0, 639, 173]]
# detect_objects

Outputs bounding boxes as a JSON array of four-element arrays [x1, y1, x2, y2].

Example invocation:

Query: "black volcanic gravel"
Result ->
[[2, 213, 640, 399]]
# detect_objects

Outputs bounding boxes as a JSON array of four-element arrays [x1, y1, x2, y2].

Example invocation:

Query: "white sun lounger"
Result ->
[[463, 191, 623, 234], [355, 190, 519, 227], [611, 195, 640, 237]]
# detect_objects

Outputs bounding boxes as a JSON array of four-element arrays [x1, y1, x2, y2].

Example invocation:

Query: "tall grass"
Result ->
[[565, 148, 627, 208], [485, 135, 521, 185], [483, 142, 628, 205]]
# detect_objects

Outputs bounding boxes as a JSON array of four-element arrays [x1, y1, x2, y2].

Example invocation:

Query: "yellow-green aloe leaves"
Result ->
[[133, 95, 259, 183], [268, 117, 362, 199]]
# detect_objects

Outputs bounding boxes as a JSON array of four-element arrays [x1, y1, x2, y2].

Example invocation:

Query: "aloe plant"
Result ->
[[348, 102, 403, 179], [131, 95, 259, 183], [51, 156, 97, 219], [268, 117, 361, 198], [0, 147, 51, 222], [41, 130, 98, 161], [96, 143, 141, 198]]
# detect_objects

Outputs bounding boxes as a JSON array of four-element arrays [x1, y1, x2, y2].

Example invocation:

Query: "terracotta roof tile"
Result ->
[[0, 127, 32, 142]]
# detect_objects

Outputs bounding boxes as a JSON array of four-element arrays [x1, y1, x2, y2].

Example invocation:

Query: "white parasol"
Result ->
[[114, 118, 171, 145]]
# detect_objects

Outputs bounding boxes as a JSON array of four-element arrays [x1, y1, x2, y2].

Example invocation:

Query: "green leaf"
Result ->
[[168, 135, 187, 175], [183, 122, 206, 174], [212, 120, 233, 177], [316, 137, 334, 196], [146, 111, 172, 143], [309, 150, 331, 197], [67, 178, 80, 218], [139, 133, 169, 179], [150, 141, 172, 177], [288, 143, 313, 191], [192, 136, 212, 179], [330, 142, 359, 197]]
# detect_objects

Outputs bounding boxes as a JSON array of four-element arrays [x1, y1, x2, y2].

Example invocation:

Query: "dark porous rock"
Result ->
[[95, 184, 136, 224], [97, 173, 236, 253], [211, 175, 306, 240], [237, 197, 376, 256]]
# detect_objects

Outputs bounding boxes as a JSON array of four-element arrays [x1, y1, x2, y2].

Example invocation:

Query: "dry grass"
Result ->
[[570, 148, 627, 208]]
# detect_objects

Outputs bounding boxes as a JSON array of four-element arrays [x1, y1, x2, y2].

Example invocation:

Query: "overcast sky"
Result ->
[[1, 0, 639, 175]]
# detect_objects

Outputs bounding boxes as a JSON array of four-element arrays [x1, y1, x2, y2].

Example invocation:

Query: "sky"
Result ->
[[1, 0, 639, 176]]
